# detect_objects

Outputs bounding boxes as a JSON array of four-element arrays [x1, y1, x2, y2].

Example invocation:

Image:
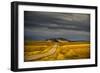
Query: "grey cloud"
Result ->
[[24, 11, 90, 41]]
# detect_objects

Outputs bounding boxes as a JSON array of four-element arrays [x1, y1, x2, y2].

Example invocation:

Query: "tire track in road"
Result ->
[[25, 43, 58, 61]]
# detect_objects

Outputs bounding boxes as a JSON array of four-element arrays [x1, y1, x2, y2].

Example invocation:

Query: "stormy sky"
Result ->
[[24, 11, 90, 41]]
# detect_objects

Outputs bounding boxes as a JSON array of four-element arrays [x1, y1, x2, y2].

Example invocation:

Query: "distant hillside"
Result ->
[[46, 38, 71, 42]]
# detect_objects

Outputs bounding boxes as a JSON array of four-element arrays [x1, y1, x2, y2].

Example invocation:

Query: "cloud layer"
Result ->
[[24, 11, 90, 41]]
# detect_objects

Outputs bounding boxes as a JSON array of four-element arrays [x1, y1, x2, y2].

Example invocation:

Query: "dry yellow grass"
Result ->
[[24, 41, 90, 62]]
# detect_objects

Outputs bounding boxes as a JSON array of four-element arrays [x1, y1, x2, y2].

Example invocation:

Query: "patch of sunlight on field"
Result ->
[[24, 41, 90, 62]]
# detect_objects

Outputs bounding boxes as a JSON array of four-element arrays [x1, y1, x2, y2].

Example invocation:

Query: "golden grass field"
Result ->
[[24, 40, 90, 62]]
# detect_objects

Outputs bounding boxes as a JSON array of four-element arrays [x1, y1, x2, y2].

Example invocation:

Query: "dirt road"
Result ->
[[25, 43, 58, 61]]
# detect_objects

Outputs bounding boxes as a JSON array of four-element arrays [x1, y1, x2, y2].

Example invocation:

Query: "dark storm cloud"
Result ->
[[24, 11, 90, 41]]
